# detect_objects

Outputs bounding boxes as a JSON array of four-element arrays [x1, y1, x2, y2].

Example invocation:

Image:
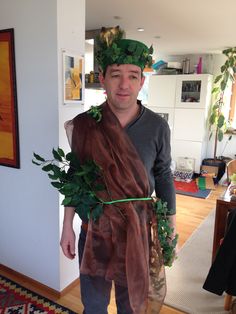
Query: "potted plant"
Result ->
[[203, 47, 236, 181]]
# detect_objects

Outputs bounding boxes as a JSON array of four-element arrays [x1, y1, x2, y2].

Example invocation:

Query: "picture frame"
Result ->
[[0, 28, 20, 168], [63, 51, 84, 104]]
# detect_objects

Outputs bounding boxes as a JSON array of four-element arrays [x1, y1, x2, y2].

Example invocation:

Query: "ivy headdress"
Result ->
[[95, 26, 153, 71]]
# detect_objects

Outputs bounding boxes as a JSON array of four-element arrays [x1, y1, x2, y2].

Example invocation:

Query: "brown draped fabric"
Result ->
[[71, 102, 166, 313]]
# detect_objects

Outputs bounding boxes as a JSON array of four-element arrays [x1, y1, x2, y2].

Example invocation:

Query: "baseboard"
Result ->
[[0, 263, 80, 298]]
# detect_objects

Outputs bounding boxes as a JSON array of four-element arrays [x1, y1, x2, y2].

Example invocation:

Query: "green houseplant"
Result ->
[[209, 47, 236, 160], [204, 47, 236, 181]]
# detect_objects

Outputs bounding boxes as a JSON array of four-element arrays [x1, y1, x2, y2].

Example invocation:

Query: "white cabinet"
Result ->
[[148, 75, 176, 108], [172, 140, 204, 173], [175, 74, 212, 109], [173, 108, 207, 142], [147, 74, 213, 173]]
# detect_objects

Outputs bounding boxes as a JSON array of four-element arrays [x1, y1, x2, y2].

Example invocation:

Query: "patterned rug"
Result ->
[[174, 180, 212, 199], [0, 274, 77, 313]]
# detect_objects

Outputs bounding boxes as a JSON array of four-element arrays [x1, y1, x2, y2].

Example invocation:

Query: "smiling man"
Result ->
[[99, 63, 145, 127], [60, 26, 176, 314]]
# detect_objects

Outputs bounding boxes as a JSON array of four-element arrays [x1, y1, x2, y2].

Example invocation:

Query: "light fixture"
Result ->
[[154, 35, 161, 39], [113, 16, 121, 20], [137, 28, 144, 32]]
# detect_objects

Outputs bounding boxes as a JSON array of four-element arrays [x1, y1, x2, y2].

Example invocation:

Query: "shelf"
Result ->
[[85, 82, 104, 90]]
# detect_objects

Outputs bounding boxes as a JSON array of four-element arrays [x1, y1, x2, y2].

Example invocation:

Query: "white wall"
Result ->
[[57, 0, 85, 291], [0, 0, 85, 291]]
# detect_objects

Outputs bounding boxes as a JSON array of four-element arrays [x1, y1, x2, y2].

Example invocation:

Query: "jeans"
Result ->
[[79, 228, 133, 314]]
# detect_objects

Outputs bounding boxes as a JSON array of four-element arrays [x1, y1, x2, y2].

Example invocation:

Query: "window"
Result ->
[[229, 76, 236, 129]]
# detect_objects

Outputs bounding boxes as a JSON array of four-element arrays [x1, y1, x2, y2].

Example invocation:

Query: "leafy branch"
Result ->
[[209, 47, 236, 159], [33, 147, 178, 266], [153, 199, 178, 267], [33, 148, 104, 221]]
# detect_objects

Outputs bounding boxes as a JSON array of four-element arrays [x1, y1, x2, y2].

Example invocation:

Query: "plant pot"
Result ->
[[202, 158, 226, 183]]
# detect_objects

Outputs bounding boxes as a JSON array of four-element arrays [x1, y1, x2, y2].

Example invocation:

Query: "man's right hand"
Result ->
[[60, 207, 76, 259], [60, 224, 76, 259]]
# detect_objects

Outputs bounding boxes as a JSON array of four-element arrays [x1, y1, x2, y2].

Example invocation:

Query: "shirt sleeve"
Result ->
[[154, 122, 176, 215]]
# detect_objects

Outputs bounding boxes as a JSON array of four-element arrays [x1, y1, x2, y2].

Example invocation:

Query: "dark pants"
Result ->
[[78, 228, 133, 314]]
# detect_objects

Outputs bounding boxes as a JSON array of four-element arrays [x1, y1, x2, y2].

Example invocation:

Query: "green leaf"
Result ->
[[209, 131, 213, 140], [221, 64, 227, 73], [52, 148, 62, 162], [51, 181, 63, 189], [62, 197, 73, 206], [42, 164, 54, 172], [211, 87, 220, 94], [57, 147, 65, 157], [63, 182, 79, 191], [218, 129, 224, 141], [48, 173, 59, 180], [149, 45, 154, 55], [212, 103, 220, 110], [93, 184, 105, 191], [91, 204, 103, 221], [209, 114, 216, 125], [32, 159, 41, 166], [33, 152, 45, 162], [220, 79, 227, 91], [65, 152, 74, 161], [217, 114, 225, 128], [214, 74, 222, 84], [229, 57, 235, 67], [52, 165, 61, 176], [127, 41, 137, 52]]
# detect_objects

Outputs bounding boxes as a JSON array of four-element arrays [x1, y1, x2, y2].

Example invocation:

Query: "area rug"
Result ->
[[174, 180, 211, 199], [164, 210, 228, 314], [0, 274, 77, 313], [174, 180, 199, 193]]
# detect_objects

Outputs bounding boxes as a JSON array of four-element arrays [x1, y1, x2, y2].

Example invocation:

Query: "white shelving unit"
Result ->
[[147, 74, 213, 173]]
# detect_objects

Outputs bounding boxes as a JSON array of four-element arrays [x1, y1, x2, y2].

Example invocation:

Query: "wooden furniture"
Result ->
[[212, 187, 236, 310]]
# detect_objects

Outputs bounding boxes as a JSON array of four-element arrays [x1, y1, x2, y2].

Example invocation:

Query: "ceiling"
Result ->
[[86, 0, 236, 59]]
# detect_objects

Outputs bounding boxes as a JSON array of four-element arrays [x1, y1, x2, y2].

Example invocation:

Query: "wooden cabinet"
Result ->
[[147, 74, 213, 173]]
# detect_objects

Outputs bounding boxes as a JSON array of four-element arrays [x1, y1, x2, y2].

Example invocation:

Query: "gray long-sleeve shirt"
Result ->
[[125, 103, 176, 215], [65, 102, 176, 215]]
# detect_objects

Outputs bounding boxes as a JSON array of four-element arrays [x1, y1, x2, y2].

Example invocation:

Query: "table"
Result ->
[[212, 187, 236, 262]]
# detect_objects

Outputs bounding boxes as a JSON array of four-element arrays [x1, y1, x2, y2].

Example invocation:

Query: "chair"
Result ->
[[203, 207, 236, 311], [227, 159, 236, 184]]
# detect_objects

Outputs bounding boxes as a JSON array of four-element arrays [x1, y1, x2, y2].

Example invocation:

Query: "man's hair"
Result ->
[[101, 65, 144, 78]]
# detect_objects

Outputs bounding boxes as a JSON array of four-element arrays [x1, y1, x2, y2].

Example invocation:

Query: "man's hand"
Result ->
[[60, 206, 76, 259], [60, 224, 76, 259]]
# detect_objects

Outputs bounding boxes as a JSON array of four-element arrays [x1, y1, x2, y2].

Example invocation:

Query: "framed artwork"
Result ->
[[0, 28, 20, 168], [63, 51, 84, 104]]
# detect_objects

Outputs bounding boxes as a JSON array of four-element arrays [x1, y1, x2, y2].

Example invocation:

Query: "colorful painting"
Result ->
[[63, 51, 84, 104], [0, 28, 19, 168]]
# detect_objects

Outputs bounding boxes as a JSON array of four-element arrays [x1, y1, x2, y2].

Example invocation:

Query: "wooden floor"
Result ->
[[0, 185, 226, 314]]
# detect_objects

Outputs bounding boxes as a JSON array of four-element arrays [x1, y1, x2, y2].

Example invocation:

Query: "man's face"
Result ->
[[99, 64, 145, 111]]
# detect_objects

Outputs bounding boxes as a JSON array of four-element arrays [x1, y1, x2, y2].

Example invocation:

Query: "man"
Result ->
[[60, 27, 176, 314]]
